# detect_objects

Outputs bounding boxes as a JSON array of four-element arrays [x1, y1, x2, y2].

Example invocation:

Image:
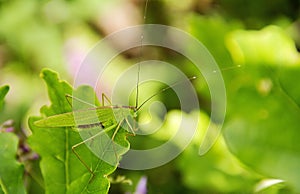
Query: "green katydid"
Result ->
[[34, 91, 136, 173], [33, 0, 200, 177], [34, 71, 196, 175]]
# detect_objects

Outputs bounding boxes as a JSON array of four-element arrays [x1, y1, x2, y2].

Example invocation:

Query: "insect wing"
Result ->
[[34, 107, 115, 128]]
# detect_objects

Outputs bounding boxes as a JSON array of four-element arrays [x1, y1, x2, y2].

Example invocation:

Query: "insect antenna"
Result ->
[[135, 0, 149, 109], [136, 76, 197, 111], [135, 62, 141, 109]]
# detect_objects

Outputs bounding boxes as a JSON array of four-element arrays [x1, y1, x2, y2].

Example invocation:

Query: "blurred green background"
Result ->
[[1, 0, 300, 193]]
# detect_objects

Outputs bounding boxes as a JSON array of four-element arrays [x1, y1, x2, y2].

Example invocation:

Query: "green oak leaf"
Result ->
[[0, 132, 26, 194], [224, 26, 300, 192], [28, 69, 129, 194]]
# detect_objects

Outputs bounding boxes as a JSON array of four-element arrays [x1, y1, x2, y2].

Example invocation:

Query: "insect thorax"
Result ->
[[112, 107, 135, 123]]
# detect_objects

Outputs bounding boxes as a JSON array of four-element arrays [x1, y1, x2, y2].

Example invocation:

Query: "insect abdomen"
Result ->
[[77, 122, 105, 129]]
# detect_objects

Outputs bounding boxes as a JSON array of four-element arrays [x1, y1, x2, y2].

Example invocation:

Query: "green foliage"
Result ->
[[175, 112, 258, 193], [28, 69, 129, 194], [0, 133, 26, 194], [0, 85, 9, 111], [0, 86, 26, 194], [1, 0, 300, 193], [224, 26, 300, 192], [218, 0, 298, 28]]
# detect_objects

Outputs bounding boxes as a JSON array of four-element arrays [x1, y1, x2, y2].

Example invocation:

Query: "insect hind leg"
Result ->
[[124, 117, 136, 136], [105, 119, 125, 166], [71, 124, 117, 180]]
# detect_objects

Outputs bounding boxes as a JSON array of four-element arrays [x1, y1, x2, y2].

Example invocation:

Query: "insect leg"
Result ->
[[72, 124, 117, 176], [65, 94, 97, 108], [109, 119, 125, 163], [65, 94, 73, 107], [101, 93, 112, 106], [124, 117, 136, 136]]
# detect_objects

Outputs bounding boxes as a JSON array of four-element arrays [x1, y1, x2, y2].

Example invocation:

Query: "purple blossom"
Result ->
[[5, 127, 14, 133], [134, 176, 147, 194]]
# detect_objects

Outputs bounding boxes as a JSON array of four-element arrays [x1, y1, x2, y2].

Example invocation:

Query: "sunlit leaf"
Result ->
[[226, 26, 300, 66], [224, 26, 300, 192], [175, 111, 258, 193]]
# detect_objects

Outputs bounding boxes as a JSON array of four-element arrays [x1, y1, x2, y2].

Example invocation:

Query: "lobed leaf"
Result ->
[[0, 132, 26, 194], [28, 69, 129, 194]]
